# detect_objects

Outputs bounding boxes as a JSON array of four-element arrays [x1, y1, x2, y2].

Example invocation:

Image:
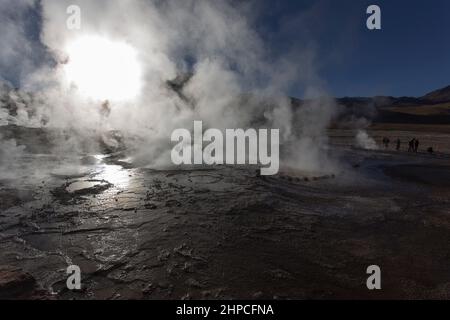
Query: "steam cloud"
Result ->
[[0, 0, 341, 178], [355, 130, 378, 150]]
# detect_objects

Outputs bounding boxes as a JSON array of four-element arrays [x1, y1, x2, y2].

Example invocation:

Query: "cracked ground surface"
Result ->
[[1, 133, 450, 299]]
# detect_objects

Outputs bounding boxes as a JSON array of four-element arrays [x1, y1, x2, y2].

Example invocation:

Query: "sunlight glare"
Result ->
[[64, 36, 142, 102]]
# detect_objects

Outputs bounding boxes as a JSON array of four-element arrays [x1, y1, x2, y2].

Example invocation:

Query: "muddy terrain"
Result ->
[[0, 127, 449, 300]]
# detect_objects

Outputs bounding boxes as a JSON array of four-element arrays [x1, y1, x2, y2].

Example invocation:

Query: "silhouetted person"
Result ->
[[396, 138, 401, 151], [100, 99, 111, 118], [408, 139, 414, 152], [414, 139, 419, 153]]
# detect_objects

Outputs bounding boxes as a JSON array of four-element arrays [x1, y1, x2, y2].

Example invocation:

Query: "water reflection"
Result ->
[[93, 164, 130, 188]]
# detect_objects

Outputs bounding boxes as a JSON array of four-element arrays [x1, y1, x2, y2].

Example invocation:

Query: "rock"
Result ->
[[142, 283, 154, 295], [157, 281, 172, 290], [0, 265, 51, 299]]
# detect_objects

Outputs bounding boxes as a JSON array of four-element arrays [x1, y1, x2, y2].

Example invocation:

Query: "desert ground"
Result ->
[[1, 122, 449, 300]]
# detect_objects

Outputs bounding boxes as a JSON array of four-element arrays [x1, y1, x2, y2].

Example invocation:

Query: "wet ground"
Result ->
[[1, 131, 450, 299]]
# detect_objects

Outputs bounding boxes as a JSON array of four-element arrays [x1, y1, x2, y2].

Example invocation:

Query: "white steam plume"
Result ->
[[1, 0, 341, 176], [355, 130, 378, 150]]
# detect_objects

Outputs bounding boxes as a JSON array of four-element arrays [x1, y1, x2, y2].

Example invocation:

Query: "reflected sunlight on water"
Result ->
[[93, 164, 130, 188]]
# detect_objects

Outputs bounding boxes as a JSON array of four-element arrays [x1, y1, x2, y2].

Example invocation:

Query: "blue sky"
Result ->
[[1, 0, 449, 98], [256, 0, 450, 97]]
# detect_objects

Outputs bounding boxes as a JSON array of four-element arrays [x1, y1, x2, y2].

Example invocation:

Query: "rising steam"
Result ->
[[355, 130, 378, 150], [1, 0, 341, 178]]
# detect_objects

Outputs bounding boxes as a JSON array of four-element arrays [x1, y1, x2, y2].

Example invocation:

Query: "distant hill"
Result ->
[[332, 85, 450, 126], [422, 85, 450, 103]]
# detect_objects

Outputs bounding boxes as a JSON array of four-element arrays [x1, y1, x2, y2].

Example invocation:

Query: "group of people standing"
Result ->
[[407, 138, 420, 153], [382, 137, 420, 152]]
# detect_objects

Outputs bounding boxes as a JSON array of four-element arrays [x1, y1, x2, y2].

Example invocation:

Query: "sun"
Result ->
[[64, 36, 142, 102]]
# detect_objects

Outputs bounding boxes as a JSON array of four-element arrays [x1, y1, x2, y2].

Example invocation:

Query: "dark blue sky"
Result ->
[[256, 0, 450, 97]]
